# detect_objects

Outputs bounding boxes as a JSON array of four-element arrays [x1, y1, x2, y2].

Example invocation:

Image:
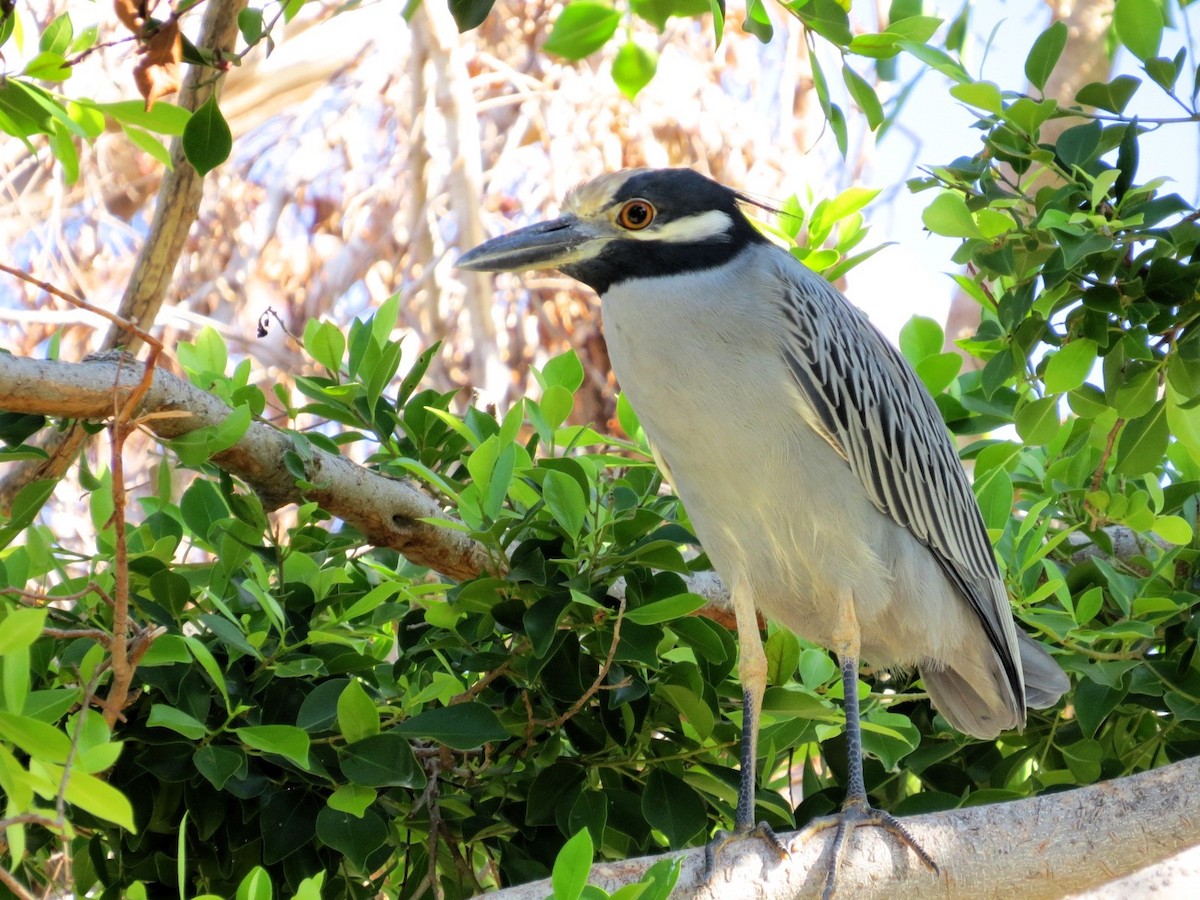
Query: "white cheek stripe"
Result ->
[[627, 209, 734, 243]]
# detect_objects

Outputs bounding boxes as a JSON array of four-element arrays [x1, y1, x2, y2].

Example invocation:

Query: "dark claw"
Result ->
[[702, 821, 789, 882], [801, 801, 938, 899]]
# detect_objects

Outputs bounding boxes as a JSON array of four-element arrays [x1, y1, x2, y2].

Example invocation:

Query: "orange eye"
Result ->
[[617, 199, 655, 230]]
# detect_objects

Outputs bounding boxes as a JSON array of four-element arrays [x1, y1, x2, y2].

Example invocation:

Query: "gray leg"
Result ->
[[803, 594, 938, 898]]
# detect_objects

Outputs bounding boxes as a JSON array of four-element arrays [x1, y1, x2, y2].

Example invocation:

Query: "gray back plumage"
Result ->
[[770, 251, 1026, 718]]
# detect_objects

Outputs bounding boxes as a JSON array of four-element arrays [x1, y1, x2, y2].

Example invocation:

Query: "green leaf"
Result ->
[[1113, 0, 1162, 62], [658, 684, 714, 739], [49, 764, 136, 832], [183, 635, 231, 711], [641, 769, 706, 848], [914, 353, 962, 396], [40, 13, 72, 54], [765, 628, 801, 686], [336, 680, 380, 744], [1015, 396, 1061, 446], [182, 94, 232, 176], [898, 315, 944, 365], [340, 732, 425, 788], [543, 468, 587, 539], [540, 384, 575, 431], [1024, 21, 1067, 92], [449, 0, 496, 32], [543, 2, 620, 60], [0, 711, 70, 761], [798, 648, 837, 689], [1151, 515, 1192, 545], [1043, 340, 1097, 394], [896, 40, 969, 84], [147, 705, 208, 740], [949, 80, 1003, 114], [1075, 76, 1141, 114], [842, 64, 883, 129], [234, 866, 272, 900], [394, 703, 508, 750], [552, 829, 594, 900], [1115, 402, 1168, 476], [193, 745, 246, 790], [95, 100, 191, 135], [316, 806, 388, 870], [303, 319, 345, 374], [624, 592, 706, 625], [922, 191, 981, 239], [235, 725, 311, 769], [0, 608, 46, 655], [612, 41, 657, 100], [327, 784, 377, 817]]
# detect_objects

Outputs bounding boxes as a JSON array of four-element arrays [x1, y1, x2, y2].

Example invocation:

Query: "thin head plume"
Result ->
[[731, 186, 801, 244]]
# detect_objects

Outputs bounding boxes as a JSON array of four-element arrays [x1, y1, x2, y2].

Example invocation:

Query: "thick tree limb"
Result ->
[[487, 755, 1200, 899], [0, 353, 493, 582]]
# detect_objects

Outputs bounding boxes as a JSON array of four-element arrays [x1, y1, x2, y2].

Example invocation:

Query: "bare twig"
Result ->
[[536, 599, 626, 730]]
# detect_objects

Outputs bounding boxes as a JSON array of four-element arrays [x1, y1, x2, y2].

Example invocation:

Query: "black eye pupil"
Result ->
[[627, 204, 647, 223]]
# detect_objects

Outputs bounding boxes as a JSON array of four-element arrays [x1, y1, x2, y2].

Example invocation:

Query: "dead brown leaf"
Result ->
[[114, 0, 152, 33], [133, 18, 181, 111]]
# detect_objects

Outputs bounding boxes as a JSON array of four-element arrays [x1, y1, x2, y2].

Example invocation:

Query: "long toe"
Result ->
[[703, 821, 789, 883], [800, 803, 938, 900]]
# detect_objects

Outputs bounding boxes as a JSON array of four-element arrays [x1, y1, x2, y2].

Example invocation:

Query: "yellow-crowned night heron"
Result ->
[[458, 168, 1068, 896]]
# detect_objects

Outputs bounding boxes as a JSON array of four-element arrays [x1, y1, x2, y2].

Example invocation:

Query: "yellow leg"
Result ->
[[702, 578, 786, 881], [730, 577, 767, 829]]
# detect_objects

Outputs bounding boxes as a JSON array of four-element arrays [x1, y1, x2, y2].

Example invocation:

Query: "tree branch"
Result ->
[[487, 755, 1200, 899], [0, 353, 493, 582]]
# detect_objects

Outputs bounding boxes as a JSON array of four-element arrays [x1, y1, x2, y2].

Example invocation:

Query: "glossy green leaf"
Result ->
[[543, 468, 587, 539], [1113, 0, 1162, 61], [182, 94, 232, 176], [0, 711, 70, 762], [1115, 402, 1168, 476], [1015, 396, 1061, 446], [303, 320, 345, 374], [624, 592, 706, 625], [612, 41, 657, 100], [552, 829, 593, 900], [899, 315, 944, 365], [1024, 21, 1067, 92], [641, 769, 706, 848], [340, 732, 425, 788], [147, 705, 208, 740], [0, 608, 46, 656], [235, 725, 311, 769], [394, 703, 508, 750], [921, 191, 981, 238], [543, 2, 620, 60], [1043, 340, 1097, 394], [327, 784, 376, 817], [450, 0, 495, 31], [48, 764, 136, 832], [842, 63, 883, 129], [336, 680, 380, 744], [1075, 76, 1141, 113], [949, 80, 1003, 114], [316, 806, 388, 870]]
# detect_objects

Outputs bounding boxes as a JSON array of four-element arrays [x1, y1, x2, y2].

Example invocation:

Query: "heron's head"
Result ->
[[457, 168, 769, 294]]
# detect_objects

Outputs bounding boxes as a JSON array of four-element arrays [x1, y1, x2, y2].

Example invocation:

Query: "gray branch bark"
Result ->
[[0, 353, 493, 582], [488, 755, 1200, 899]]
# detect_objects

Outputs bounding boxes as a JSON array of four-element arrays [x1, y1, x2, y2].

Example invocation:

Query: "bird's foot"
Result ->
[[702, 820, 788, 882], [800, 798, 938, 900]]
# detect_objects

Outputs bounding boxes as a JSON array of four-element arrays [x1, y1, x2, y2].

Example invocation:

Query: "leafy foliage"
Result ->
[[3, 1, 1200, 899]]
